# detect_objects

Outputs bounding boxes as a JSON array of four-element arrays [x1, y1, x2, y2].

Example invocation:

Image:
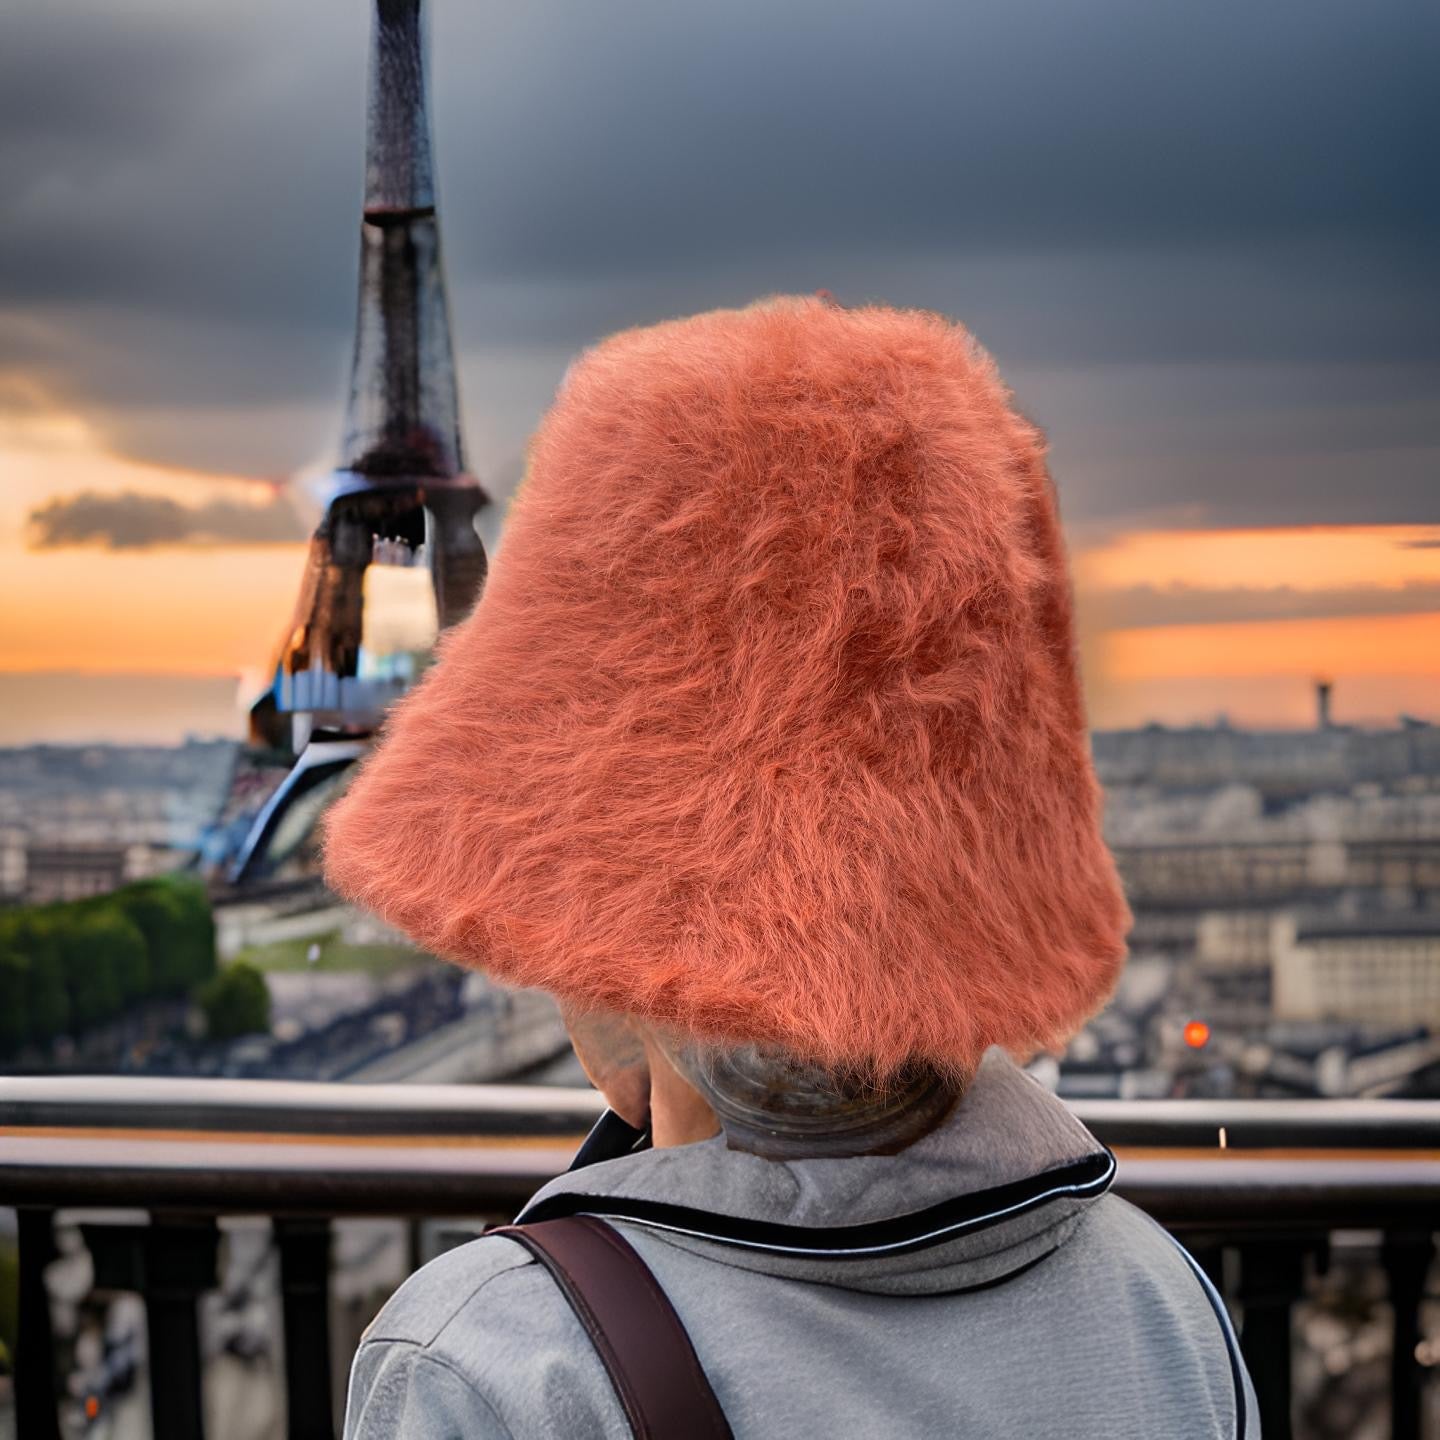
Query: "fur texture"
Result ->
[[322, 295, 1130, 1077]]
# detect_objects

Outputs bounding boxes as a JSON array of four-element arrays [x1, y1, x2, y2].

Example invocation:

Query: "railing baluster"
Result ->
[[1383, 1230, 1435, 1440], [15, 1208, 62, 1440], [147, 1219, 219, 1440], [85, 1218, 219, 1440], [277, 1217, 337, 1440], [1237, 1240, 1306, 1440]]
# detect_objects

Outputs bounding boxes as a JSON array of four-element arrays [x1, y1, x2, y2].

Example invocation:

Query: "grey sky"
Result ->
[[3, 0, 1436, 529]]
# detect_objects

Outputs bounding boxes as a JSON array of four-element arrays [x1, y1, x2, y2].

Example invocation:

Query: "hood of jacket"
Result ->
[[517, 1047, 1115, 1297]]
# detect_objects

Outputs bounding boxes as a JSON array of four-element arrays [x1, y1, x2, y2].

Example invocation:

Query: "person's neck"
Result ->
[[644, 1034, 722, 1148]]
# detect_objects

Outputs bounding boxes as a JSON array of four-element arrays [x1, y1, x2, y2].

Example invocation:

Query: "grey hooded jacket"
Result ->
[[344, 1050, 1258, 1438]]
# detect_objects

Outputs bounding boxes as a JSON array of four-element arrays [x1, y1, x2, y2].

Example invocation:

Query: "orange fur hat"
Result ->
[[322, 294, 1130, 1077]]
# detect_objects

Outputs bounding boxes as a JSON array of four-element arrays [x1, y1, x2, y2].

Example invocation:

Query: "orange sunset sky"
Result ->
[[3, 389, 1437, 746]]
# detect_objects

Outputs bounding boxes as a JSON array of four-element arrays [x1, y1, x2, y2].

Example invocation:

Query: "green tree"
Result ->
[[169, 876, 218, 988], [87, 906, 149, 1004], [114, 883, 187, 993], [114, 876, 216, 994], [26, 950, 70, 1041], [0, 949, 29, 1056], [50, 910, 124, 1031], [0, 912, 69, 1041], [198, 960, 270, 1041], [0, 874, 217, 1046]]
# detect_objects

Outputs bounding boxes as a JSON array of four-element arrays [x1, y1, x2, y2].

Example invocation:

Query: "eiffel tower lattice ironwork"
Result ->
[[236, 0, 487, 881]]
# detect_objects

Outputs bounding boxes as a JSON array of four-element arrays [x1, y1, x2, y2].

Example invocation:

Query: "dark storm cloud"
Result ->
[[7, 0, 1432, 330], [27, 489, 304, 549], [1, 0, 1436, 521], [437, 0, 1437, 274], [0, 12, 262, 154]]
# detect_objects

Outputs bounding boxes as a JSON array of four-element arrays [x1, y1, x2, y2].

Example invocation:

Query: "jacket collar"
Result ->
[[517, 1049, 1113, 1287]]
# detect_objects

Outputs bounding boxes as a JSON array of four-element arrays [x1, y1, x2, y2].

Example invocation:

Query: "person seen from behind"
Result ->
[[323, 294, 1259, 1438]]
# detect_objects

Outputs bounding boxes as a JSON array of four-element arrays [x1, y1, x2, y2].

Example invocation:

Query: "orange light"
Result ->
[[1183, 1020, 1211, 1049], [85, 1396, 100, 1421]]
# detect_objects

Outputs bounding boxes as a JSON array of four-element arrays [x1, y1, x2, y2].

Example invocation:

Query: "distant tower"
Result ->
[[236, 0, 486, 879], [1316, 678, 1334, 731]]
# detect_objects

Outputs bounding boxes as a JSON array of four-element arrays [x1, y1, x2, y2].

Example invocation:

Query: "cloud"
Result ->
[[4, 0, 1433, 322], [0, 0, 1435, 527], [27, 489, 304, 550]]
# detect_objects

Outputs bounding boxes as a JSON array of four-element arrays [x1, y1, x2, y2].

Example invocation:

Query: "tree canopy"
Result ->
[[197, 959, 271, 1042], [0, 873, 218, 1057]]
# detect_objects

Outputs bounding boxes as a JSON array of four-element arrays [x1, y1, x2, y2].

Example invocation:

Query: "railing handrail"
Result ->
[[0, 1074, 606, 1135], [4, 1074, 1440, 1146], [3, 1129, 1438, 1229], [1072, 1095, 1440, 1148]]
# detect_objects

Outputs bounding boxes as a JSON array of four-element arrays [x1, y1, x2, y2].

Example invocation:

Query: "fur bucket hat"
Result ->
[[322, 294, 1130, 1078]]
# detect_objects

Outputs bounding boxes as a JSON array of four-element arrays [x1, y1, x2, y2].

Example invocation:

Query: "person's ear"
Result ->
[[559, 1004, 653, 1130]]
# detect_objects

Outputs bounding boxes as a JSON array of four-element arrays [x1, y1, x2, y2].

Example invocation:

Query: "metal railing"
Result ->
[[3, 1078, 1438, 1440]]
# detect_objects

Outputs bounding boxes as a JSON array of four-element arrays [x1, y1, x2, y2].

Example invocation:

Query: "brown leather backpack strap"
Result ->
[[489, 1215, 734, 1440]]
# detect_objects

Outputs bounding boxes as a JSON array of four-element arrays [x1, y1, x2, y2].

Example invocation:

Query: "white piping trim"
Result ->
[[565, 1151, 1117, 1259]]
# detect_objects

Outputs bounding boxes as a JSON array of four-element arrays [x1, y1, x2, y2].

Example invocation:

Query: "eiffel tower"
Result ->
[[235, 0, 487, 881]]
